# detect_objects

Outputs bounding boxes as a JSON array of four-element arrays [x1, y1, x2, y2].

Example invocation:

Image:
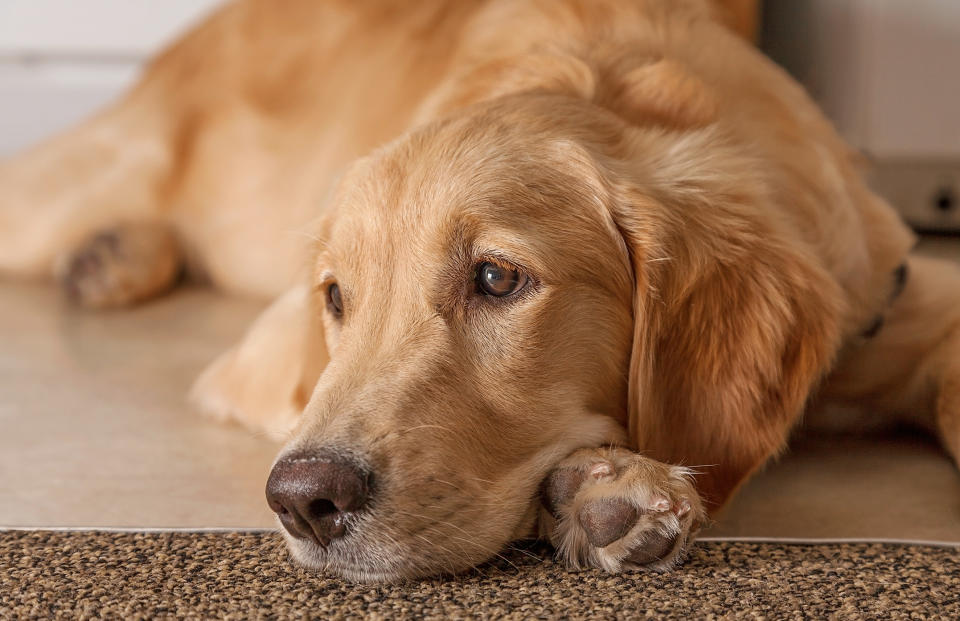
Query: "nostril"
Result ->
[[309, 498, 339, 519]]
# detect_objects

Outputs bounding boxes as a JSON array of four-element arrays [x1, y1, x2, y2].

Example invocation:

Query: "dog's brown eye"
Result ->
[[476, 261, 527, 297], [327, 283, 343, 317]]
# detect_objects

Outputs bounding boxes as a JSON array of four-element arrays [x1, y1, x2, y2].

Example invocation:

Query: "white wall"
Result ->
[[763, 0, 960, 159], [762, 0, 960, 228], [0, 0, 224, 155], [863, 0, 960, 159], [5, 1, 960, 160]]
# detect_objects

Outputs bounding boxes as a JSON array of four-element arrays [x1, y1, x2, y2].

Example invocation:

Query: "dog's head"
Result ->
[[265, 56, 840, 581], [269, 94, 639, 581]]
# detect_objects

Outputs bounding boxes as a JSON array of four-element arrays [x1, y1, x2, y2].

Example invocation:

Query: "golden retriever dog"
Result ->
[[3, 0, 959, 582]]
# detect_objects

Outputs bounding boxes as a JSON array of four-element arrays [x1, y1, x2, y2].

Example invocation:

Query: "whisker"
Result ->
[[398, 424, 456, 435], [504, 542, 545, 563], [395, 510, 478, 540], [413, 532, 460, 576], [448, 536, 521, 573], [432, 478, 464, 492], [467, 476, 496, 485], [286, 228, 325, 244]]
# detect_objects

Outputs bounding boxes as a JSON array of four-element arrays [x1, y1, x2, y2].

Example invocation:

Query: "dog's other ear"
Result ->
[[418, 52, 717, 132], [613, 191, 843, 509], [413, 51, 596, 123], [604, 59, 718, 129]]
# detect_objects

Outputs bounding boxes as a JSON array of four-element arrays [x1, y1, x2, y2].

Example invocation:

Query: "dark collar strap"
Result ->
[[861, 261, 908, 339]]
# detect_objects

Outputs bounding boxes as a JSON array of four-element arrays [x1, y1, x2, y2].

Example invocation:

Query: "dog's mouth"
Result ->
[[279, 500, 533, 583], [269, 459, 554, 582], [264, 439, 556, 582]]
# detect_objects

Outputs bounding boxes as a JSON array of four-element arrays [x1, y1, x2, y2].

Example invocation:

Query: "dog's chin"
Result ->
[[291, 546, 405, 583], [283, 533, 407, 583]]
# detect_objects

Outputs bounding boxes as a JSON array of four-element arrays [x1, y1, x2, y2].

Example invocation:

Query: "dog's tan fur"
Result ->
[[2, 0, 959, 581]]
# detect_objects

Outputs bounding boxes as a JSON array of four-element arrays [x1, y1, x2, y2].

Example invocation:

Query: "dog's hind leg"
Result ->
[[822, 255, 960, 463]]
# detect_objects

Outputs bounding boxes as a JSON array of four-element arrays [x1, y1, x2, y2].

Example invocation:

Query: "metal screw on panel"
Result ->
[[933, 187, 956, 212]]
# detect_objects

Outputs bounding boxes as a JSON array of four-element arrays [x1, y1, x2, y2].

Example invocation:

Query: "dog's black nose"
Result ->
[[265, 452, 370, 547]]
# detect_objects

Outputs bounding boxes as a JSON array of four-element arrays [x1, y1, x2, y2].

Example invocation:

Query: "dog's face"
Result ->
[[269, 96, 641, 581], [264, 77, 844, 581]]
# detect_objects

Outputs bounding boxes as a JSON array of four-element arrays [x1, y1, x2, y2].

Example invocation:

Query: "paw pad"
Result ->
[[579, 498, 639, 548], [541, 467, 587, 518]]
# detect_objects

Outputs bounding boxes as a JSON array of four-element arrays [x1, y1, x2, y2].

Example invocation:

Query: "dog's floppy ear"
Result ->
[[612, 190, 843, 509]]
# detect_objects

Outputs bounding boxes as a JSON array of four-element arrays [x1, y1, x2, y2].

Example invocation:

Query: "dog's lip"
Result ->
[[281, 521, 396, 565]]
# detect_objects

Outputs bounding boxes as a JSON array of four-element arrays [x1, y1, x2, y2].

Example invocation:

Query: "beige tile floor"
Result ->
[[0, 282, 278, 529], [1, 237, 960, 543]]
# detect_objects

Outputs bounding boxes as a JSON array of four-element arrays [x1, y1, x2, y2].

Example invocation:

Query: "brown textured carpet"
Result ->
[[2, 531, 958, 619]]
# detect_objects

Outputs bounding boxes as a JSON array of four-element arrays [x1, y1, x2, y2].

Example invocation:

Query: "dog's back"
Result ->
[[1, 0, 797, 298]]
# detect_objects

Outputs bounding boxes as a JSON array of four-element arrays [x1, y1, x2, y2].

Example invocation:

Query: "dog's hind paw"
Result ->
[[540, 447, 706, 572]]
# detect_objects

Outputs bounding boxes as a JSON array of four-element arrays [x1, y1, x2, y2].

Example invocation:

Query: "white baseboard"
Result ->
[[869, 158, 960, 232], [0, 59, 140, 156]]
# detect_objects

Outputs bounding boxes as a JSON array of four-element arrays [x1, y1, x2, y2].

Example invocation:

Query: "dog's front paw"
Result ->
[[57, 222, 182, 308], [541, 447, 705, 573]]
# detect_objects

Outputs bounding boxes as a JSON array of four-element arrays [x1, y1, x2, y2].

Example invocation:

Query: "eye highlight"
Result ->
[[475, 260, 528, 298], [326, 282, 344, 317]]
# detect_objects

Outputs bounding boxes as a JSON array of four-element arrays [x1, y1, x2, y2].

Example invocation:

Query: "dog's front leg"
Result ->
[[540, 447, 706, 572], [190, 285, 328, 440], [0, 99, 172, 280]]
